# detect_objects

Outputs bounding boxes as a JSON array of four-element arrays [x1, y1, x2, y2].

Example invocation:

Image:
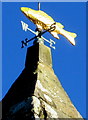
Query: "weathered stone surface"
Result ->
[[2, 43, 83, 119]]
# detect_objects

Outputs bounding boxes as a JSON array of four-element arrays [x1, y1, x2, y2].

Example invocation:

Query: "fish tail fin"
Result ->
[[59, 29, 77, 45]]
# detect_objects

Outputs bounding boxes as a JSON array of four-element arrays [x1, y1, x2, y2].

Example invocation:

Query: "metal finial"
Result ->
[[38, 2, 40, 10]]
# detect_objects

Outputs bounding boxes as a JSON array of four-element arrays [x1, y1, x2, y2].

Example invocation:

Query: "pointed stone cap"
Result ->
[[25, 43, 52, 69]]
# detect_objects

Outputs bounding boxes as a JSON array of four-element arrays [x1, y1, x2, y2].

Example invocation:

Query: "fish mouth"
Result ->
[[20, 7, 29, 15]]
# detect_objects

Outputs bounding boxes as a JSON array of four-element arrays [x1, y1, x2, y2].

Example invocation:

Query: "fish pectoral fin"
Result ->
[[50, 31, 60, 39]]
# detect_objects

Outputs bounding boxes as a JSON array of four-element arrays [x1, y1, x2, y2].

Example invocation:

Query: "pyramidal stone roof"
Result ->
[[2, 43, 83, 120]]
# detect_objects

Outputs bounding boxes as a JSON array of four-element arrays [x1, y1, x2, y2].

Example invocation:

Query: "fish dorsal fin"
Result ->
[[56, 22, 64, 29]]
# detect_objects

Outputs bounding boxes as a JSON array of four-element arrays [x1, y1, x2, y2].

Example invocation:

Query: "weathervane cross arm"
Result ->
[[21, 21, 56, 49]]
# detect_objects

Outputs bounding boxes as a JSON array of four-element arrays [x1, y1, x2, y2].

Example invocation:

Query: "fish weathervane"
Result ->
[[20, 3, 77, 49]]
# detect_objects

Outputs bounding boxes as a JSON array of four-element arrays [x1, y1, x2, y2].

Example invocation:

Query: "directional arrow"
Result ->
[[21, 21, 56, 49]]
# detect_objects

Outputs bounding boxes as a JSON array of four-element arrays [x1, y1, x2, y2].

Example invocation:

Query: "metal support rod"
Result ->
[[38, 2, 40, 10]]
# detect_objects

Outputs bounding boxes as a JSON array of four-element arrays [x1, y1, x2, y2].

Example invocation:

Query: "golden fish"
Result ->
[[21, 7, 77, 45]]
